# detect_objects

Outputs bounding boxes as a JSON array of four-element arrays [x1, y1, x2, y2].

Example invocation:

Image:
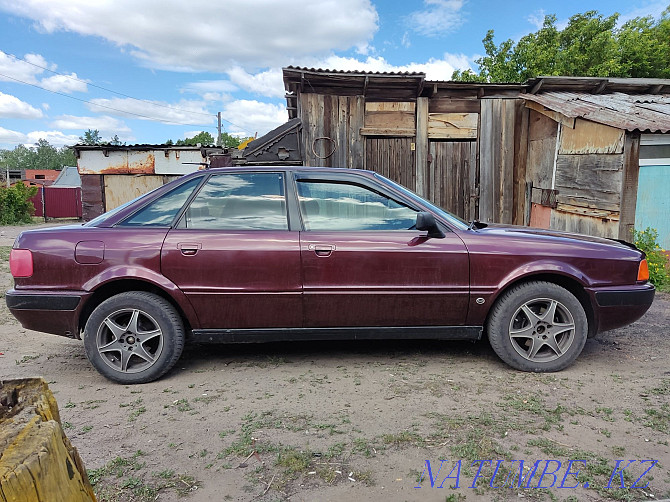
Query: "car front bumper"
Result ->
[[589, 283, 655, 333]]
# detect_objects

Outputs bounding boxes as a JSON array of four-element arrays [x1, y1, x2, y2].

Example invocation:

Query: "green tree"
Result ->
[[79, 129, 103, 145], [176, 131, 216, 146], [219, 132, 242, 148], [109, 134, 124, 146], [0, 182, 38, 224], [0, 140, 75, 171], [453, 8, 670, 82]]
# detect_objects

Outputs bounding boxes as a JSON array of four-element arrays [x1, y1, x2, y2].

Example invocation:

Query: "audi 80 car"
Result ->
[[6, 167, 655, 383]]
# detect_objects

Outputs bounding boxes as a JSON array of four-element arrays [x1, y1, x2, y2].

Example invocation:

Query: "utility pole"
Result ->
[[217, 112, 222, 147]]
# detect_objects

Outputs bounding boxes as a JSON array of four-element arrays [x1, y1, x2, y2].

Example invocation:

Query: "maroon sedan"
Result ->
[[7, 167, 654, 383]]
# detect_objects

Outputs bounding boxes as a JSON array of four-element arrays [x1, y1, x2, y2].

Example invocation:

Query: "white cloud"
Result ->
[[302, 54, 472, 80], [0, 51, 43, 84], [25, 130, 80, 147], [0, 92, 44, 119], [0, 126, 27, 145], [41, 73, 88, 93], [527, 9, 547, 30], [618, 1, 668, 25], [407, 0, 465, 37], [84, 97, 215, 126], [221, 100, 287, 137], [50, 115, 131, 136], [226, 67, 285, 98], [0, 0, 379, 71], [0, 50, 88, 92], [401, 32, 411, 49], [180, 80, 237, 102]]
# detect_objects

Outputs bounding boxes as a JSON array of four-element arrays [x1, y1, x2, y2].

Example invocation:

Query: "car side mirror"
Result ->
[[415, 212, 445, 238]]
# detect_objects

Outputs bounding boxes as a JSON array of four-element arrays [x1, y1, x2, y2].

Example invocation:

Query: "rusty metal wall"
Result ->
[[77, 149, 206, 175], [103, 175, 180, 210]]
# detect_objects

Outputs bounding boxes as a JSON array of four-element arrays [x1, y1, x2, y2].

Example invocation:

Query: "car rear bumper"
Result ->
[[5, 289, 87, 338], [589, 284, 655, 333]]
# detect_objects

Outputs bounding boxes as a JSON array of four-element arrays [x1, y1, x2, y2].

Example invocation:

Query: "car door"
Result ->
[[161, 171, 302, 329], [295, 173, 470, 328]]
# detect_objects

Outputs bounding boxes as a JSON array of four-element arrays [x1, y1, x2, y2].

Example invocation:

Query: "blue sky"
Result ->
[[0, 0, 667, 149]]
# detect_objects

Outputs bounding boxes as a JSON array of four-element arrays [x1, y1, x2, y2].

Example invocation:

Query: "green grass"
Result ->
[[88, 452, 197, 502]]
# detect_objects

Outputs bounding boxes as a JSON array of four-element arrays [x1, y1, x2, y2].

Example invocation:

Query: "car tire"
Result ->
[[487, 281, 587, 372], [83, 292, 185, 384]]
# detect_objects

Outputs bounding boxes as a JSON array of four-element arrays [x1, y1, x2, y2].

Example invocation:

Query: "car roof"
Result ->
[[201, 166, 375, 176]]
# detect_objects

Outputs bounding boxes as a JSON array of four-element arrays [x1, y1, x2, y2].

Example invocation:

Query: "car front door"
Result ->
[[295, 174, 470, 328], [161, 171, 302, 329]]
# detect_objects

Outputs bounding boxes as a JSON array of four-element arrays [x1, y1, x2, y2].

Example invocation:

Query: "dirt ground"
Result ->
[[1, 223, 669, 502]]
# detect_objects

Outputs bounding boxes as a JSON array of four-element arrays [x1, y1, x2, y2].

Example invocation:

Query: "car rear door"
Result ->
[[295, 173, 470, 328], [161, 171, 302, 329]]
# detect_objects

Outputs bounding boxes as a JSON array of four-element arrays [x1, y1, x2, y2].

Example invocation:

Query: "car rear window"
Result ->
[[118, 177, 202, 227]]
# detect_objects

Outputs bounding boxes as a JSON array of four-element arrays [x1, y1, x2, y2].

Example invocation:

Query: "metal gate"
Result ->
[[30, 186, 82, 219]]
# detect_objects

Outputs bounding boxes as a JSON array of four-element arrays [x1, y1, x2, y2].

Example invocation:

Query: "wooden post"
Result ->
[[415, 97, 429, 198], [619, 132, 641, 242], [0, 378, 96, 502]]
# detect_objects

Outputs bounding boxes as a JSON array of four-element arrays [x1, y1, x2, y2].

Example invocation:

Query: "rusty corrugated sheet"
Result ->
[[523, 92, 670, 133]]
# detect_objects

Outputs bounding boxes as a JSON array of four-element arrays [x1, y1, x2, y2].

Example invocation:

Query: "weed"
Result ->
[[15, 354, 40, 365]]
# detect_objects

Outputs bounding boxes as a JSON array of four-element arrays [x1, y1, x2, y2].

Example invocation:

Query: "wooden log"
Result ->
[[0, 378, 96, 502]]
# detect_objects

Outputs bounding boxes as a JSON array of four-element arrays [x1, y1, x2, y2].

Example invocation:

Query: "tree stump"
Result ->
[[0, 378, 96, 502]]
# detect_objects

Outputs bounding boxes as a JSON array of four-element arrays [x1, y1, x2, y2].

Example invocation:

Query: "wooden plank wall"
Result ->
[[551, 119, 625, 238], [479, 99, 516, 223], [299, 93, 364, 168], [618, 132, 641, 241], [428, 141, 477, 221], [365, 137, 416, 190]]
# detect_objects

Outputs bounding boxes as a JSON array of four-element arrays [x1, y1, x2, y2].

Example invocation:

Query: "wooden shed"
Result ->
[[522, 77, 670, 243], [280, 68, 670, 243]]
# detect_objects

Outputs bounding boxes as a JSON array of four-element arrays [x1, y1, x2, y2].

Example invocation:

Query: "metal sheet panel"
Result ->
[[635, 164, 670, 249], [523, 92, 670, 133], [103, 175, 179, 210], [77, 149, 205, 175], [43, 187, 82, 219]]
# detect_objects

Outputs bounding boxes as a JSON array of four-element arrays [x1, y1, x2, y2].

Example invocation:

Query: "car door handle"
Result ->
[[308, 244, 336, 257], [178, 242, 201, 256]]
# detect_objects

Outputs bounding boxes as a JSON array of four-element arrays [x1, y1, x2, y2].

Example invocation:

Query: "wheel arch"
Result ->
[[78, 279, 194, 336], [486, 273, 596, 338]]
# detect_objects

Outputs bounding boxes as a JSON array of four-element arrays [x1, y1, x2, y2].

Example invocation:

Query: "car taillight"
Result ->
[[637, 259, 649, 282], [9, 249, 33, 278]]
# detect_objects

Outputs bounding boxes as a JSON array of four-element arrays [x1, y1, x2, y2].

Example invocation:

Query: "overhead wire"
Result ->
[[2, 52, 254, 134], [0, 72, 218, 130], [5, 52, 217, 119]]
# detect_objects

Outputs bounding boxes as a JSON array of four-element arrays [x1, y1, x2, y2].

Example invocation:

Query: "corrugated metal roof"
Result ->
[[523, 92, 670, 133], [72, 144, 218, 149], [284, 66, 424, 76]]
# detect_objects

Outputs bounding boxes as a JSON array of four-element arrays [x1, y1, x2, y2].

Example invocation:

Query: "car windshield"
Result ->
[[373, 173, 469, 230]]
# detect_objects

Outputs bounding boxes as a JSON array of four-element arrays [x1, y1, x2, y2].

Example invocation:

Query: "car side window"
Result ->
[[178, 172, 288, 230], [297, 180, 417, 231], [119, 177, 202, 227]]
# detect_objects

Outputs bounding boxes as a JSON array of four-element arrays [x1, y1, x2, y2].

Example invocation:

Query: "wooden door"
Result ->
[[365, 137, 416, 191], [428, 140, 478, 221]]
